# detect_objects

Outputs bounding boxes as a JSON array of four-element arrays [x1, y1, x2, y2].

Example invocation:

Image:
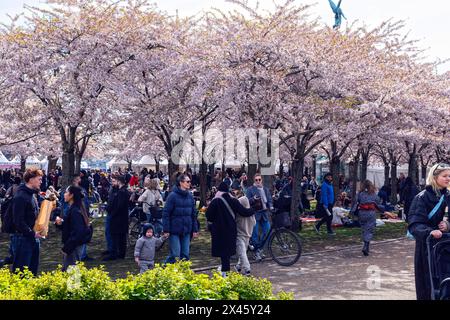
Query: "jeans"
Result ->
[[80, 244, 87, 260], [165, 233, 191, 264], [316, 204, 334, 233], [236, 235, 251, 272], [11, 235, 40, 276], [251, 212, 271, 249], [62, 245, 84, 271], [105, 215, 113, 252]]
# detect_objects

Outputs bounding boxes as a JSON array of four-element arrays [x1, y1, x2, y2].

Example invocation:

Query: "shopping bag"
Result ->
[[34, 199, 56, 237]]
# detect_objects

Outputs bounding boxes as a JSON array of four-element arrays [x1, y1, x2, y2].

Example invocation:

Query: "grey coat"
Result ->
[[134, 236, 164, 262]]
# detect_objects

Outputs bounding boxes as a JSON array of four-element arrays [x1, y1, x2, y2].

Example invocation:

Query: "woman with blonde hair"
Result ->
[[408, 163, 450, 300], [138, 178, 163, 222]]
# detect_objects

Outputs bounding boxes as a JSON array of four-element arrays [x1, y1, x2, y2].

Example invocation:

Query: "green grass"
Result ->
[[0, 213, 407, 279]]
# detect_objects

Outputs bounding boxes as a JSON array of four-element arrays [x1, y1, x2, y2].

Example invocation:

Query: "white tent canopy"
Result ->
[[26, 156, 41, 165], [366, 165, 409, 188], [9, 155, 21, 164], [0, 151, 9, 164], [106, 158, 128, 169], [139, 155, 156, 166]]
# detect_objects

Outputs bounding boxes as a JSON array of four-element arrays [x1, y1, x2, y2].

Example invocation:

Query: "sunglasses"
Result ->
[[255, 178, 262, 181], [434, 163, 450, 175]]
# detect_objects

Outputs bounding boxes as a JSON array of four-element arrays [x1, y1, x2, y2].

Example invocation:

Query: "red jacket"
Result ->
[[129, 175, 139, 187]]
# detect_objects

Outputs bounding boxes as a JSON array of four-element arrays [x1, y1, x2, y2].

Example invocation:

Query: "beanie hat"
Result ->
[[218, 182, 230, 193], [142, 223, 154, 236], [231, 180, 241, 191]]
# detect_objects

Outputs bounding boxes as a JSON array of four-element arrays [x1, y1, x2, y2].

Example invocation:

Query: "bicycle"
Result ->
[[128, 202, 166, 251], [248, 209, 302, 267]]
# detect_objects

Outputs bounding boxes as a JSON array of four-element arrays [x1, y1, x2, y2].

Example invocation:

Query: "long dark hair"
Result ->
[[67, 185, 89, 226]]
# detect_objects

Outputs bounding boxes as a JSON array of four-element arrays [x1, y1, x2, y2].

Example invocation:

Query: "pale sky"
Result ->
[[1, 0, 448, 72]]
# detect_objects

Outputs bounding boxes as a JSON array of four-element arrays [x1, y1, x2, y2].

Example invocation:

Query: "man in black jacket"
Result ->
[[11, 169, 44, 276], [103, 175, 130, 260]]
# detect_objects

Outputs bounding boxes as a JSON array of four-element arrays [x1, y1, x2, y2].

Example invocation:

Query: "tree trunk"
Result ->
[[155, 158, 160, 173], [349, 152, 360, 201], [47, 156, 58, 172], [61, 151, 75, 189], [384, 164, 390, 187], [408, 151, 419, 185], [421, 164, 427, 187], [279, 160, 284, 176], [360, 152, 369, 182], [60, 126, 77, 189], [390, 163, 398, 205], [199, 161, 208, 208], [168, 157, 179, 187], [20, 155, 26, 172], [312, 156, 317, 179], [291, 156, 305, 221], [74, 154, 82, 175], [330, 156, 341, 200]]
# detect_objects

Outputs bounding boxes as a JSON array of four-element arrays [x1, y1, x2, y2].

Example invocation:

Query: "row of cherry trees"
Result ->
[[0, 0, 449, 211]]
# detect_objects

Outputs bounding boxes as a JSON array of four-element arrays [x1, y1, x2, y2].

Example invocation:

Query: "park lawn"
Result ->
[[0, 213, 408, 279]]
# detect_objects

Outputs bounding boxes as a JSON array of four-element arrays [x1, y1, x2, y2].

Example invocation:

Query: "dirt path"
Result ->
[[249, 238, 417, 300]]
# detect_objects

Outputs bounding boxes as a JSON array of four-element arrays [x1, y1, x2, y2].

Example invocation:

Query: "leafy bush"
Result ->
[[0, 261, 293, 300]]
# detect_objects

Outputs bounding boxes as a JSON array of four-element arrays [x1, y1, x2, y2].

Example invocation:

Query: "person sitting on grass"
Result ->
[[134, 223, 167, 274]]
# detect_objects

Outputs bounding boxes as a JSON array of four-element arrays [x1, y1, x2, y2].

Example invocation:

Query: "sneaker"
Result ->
[[254, 251, 262, 262], [314, 224, 320, 234], [327, 232, 336, 236], [217, 265, 222, 271], [248, 244, 255, 251], [221, 271, 227, 278], [234, 265, 242, 273], [244, 270, 251, 276], [259, 250, 266, 259]]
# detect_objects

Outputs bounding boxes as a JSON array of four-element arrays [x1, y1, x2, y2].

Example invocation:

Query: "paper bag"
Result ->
[[34, 199, 56, 237]]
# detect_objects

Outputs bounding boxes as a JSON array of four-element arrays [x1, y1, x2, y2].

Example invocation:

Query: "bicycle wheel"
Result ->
[[268, 228, 302, 266], [128, 218, 141, 247]]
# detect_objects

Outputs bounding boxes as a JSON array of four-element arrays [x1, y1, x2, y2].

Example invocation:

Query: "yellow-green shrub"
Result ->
[[0, 261, 293, 300]]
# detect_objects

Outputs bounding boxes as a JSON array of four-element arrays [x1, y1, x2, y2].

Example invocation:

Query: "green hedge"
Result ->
[[0, 261, 293, 300]]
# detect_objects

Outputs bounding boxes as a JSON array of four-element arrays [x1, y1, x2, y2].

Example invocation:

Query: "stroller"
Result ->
[[427, 233, 450, 300]]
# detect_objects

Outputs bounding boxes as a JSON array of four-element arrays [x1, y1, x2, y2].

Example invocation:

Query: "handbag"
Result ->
[[406, 195, 445, 240]]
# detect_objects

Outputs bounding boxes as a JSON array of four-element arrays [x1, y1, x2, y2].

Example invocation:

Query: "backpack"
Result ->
[[1, 197, 15, 234]]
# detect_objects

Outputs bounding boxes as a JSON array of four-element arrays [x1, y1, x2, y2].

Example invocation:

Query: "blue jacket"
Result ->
[[163, 186, 198, 235], [320, 181, 335, 207], [246, 185, 273, 210]]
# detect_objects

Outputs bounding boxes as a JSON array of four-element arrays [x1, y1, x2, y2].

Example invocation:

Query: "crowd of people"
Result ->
[[1, 163, 450, 300]]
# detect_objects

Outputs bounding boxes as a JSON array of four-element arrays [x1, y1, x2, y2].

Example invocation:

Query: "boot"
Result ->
[[362, 241, 370, 256]]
